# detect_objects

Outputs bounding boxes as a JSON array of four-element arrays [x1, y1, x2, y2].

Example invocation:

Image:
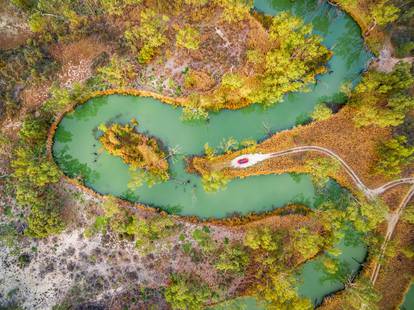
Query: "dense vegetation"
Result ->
[[0, 0, 413, 309], [99, 120, 170, 185]]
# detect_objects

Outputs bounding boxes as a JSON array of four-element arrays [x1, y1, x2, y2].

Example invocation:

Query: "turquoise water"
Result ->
[[211, 239, 366, 309], [53, 0, 370, 218], [52, 0, 371, 307], [401, 282, 414, 310]]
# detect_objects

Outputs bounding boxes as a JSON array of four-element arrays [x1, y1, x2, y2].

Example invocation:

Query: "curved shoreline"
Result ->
[[46, 89, 315, 227], [44, 2, 393, 308]]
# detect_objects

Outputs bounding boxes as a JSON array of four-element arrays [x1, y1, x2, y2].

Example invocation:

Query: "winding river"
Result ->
[[53, 0, 371, 307]]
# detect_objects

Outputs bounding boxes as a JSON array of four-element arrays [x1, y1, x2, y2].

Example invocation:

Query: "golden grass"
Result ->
[[192, 105, 391, 192]]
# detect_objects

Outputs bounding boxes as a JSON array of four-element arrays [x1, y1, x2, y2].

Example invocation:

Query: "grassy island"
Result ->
[[99, 120, 169, 184]]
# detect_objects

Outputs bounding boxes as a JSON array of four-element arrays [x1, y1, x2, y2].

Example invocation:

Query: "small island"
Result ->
[[99, 120, 169, 184]]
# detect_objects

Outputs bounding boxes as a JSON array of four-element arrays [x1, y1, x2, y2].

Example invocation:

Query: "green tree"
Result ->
[[124, 9, 169, 63], [252, 12, 330, 105], [217, 0, 253, 23], [371, 1, 400, 27], [244, 227, 280, 253], [351, 63, 414, 128], [201, 171, 229, 192], [343, 277, 381, 310], [402, 204, 414, 224], [305, 157, 341, 187], [19, 117, 48, 145], [164, 273, 213, 310], [10, 0, 37, 10], [176, 26, 201, 50], [100, 0, 142, 16], [12, 147, 61, 189], [26, 202, 65, 238], [347, 199, 388, 233], [96, 56, 137, 88], [192, 227, 215, 253], [184, 0, 209, 6], [291, 227, 324, 260], [374, 136, 414, 177], [311, 103, 332, 121], [215, 244, 249, 274], [255, 272, 312, 310]]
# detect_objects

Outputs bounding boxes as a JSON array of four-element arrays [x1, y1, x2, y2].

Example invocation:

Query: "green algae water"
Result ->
[[211, 239, 366, 309], [401, 283, 414, 310], [53, 0, 371, 307]]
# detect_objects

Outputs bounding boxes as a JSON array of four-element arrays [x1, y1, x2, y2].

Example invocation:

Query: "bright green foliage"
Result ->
[[181, 106, 209, 121], [221, 73, 244, 90], [321, 256, 340, 274], [12, 147, 61, 189], [176, 26, 201, 50], [100, 0, 142, 16], [26, 202, 65, 238], [42, 86, 72, 114], [396, 42, 414, 58], [219, 136, 239, 153], [311, 103, 332, 121], [133, 216, 177, 252], [83, 216, 108, 238], [371, 1, 400, 26], [244, 227, 280, 253], [19, 118, 48, 145], [305, 157, 341, 187], [402, 204, 414, 224], [182, 93, 209, 121], [291, 227, 324, 260], [374, 136, 414, 177], [252, 12, 330, 105], [164, 273, 213, 310], [335, 0, 358, 7], [212, 73, 252, 106], [244, 227, 312, 309], [204, 143, 215, 159], [216, 0, 253, 23], [246, 49, 263, 64], [215, 244, 249, 274], [201, 171, 229, 192], [26, 0, 84, 38], [42, 82, 95, 116], [347, 199, 388, 233], [10, 0, 36, 10], [28, 12, 48, 33], [343, 277, 381, 310], [184, 0, 209, 6], [124, 9, 169, 63], [85, 196, 177, 253], [315, 202, 348, 246], [11, 143, 62, 214], [350, 63, 414, 128], [96, 56, 137, 88], [255, 272, 313, 310], [192, 227, 215, 253], [102, 196, 121, 218]]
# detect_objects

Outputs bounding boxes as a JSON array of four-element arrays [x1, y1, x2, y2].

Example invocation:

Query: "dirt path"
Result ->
[[231, 146, 414, 199], [370, 185, 414, 285], [230, 146, 414, 287]]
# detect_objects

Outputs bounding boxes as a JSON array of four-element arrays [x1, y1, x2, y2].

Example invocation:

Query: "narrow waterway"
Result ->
[[52, 0, 371, 307]]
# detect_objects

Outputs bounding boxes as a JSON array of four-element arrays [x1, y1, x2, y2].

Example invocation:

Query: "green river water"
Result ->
[[53, 0, 372, 307], [401, 282, 414, 310]]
